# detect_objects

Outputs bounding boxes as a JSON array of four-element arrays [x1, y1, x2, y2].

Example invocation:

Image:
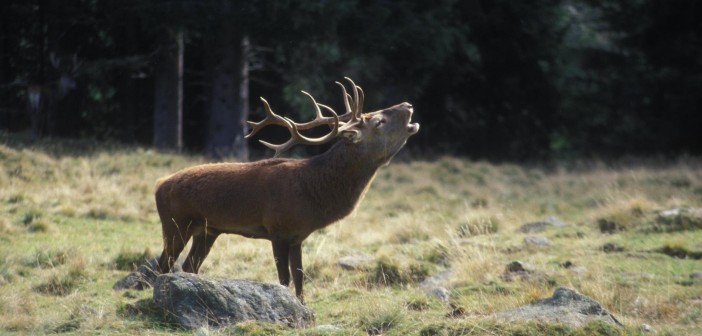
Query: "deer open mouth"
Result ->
[[407, 122, 420, 135], [405, 105, 419, 135]]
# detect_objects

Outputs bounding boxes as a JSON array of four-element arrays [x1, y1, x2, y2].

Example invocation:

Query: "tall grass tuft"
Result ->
[[355, 295, 407, 335], [34, 271, 79, 296], [22, 248, 74, 269], [113, 247, 156, 271]]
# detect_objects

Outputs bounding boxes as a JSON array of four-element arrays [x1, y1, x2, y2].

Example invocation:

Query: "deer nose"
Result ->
[[401, 102, 413, 113]]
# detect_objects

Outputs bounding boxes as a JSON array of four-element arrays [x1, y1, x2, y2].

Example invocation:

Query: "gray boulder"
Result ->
[[496, 287, 622, 327], [152, 273, 314, 329]]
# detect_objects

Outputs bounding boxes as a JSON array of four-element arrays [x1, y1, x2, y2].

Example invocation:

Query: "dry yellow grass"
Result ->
[[1, 137, 701, 334]]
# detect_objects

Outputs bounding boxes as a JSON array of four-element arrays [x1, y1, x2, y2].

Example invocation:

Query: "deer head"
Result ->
[[246, 77, 419, 162]]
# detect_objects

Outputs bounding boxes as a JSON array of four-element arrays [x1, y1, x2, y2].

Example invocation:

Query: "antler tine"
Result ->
[[294, 91, 341, 130], [335, 81, 358, 123], [245, 97, 289, 139], [258, 117, 296, 157], [357, 86, 365, 119], [344, 77, 360, 117]]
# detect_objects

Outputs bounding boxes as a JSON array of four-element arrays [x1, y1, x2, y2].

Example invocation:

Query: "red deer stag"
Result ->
[[155, 78, 419, 302]]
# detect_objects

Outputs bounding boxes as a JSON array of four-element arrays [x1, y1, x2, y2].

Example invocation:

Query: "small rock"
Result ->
[[690, 271, 702, 279], [496, 287, 622, 327], [429, 287, 450, 302], [418, 270, 451, 301], [639, 323, 653, 333], [446, 303, 465, 318], [524, 236, 551, 247], [153, 273, 315, 329], [560, 261, 587, 274], [113, 258, 160, 290], [336, 253, 373, 270], [519, 216, 569, 233], [602, 242, 625, 253], [598, 218, 622, 234], [506, 261, 535, 273], [502, 261, 541, 282]]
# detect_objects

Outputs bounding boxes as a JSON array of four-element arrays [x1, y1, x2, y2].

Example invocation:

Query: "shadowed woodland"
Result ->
[[1, 0, 700, 160]]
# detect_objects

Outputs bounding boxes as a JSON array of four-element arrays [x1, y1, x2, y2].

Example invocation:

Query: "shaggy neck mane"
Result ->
[[299, 140, 380, 226]]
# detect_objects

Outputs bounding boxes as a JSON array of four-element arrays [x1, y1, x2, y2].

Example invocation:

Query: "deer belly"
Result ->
[[217, 223, 270, 239]]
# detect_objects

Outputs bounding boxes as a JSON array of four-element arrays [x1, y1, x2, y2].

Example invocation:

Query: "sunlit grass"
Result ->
[[1, 136, 701, 334]]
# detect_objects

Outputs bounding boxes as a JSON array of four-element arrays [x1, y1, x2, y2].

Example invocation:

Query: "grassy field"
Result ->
[[1, 135, 701, 335]]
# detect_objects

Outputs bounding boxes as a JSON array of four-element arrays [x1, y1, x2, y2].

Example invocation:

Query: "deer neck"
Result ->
[[302, 141, 380, 225]]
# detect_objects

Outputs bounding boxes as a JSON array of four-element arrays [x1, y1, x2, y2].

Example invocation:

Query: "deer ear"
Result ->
[[340, 129, 362, 143]]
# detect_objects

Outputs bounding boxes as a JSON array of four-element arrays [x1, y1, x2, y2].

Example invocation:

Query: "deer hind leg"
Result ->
[[183, 229, 220, 274], [289, 243, 304, 303], [157, 217, 195, 274], [272, 240, 291, 287]]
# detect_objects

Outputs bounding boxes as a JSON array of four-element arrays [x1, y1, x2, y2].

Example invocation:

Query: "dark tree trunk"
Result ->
[[153, 29, 184, 151], [0, 11, 7, 130], [205, 27, 249, 161]]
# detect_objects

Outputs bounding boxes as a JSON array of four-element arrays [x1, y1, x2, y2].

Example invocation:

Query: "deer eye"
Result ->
[[374, 118, 386, 128]]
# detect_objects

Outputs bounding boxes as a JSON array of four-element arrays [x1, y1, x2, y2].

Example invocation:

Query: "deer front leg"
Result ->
[[272, 240, 291, 286], [289, 243, 304, 303]]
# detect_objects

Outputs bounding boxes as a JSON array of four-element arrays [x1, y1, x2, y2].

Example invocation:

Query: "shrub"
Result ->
[[34, 272, 79, 296]]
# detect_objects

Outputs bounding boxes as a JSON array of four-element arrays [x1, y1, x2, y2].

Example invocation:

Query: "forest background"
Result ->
[[0, 0, 700, 161]]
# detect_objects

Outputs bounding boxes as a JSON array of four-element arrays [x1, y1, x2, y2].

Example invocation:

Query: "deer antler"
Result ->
[[246, 92, 340, 157], [246, 78, 365, 156]]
